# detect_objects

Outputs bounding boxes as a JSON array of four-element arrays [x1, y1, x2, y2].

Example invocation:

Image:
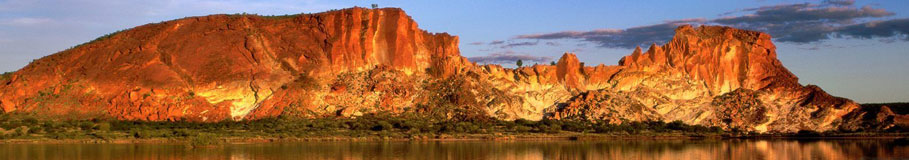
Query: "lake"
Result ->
[[1, 138, 907, 159]]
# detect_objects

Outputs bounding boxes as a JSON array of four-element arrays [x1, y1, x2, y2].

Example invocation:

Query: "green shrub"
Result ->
[[559, 120, 591, 132], [173, 129, 198, 137], [439, 121, 483, 133], [796, 130, 821, 137], [94, 122, 111, 131], [0, 72, 11, 81], [133, 129, 170, 138], [78, 121, 94, 131], [189, 133, 222, 147], [0, 113, 736, 141], [514, 119, 535, 126], [27, 126, 43, 134], [13, 127, 28, 137], [89, 132, 116, 140], [372, 121, 393, 131], [539, 123, 562, 133], [594, 123, 619, 133], [667, 120, 687, 131], [395, 119, 428, 132], [514, 125, 534, 133], [709, 126, 725, 134], [47, 132, 84, 139]]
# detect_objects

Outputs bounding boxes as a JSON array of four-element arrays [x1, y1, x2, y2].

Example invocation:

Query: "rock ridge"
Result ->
[[0, 8, 897, 132]]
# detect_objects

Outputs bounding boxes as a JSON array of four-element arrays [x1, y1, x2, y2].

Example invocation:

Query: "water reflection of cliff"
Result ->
[[1, 139, 907, 159]]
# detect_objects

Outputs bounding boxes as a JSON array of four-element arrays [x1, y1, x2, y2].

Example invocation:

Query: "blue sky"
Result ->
[[0, 0, 907, 103]]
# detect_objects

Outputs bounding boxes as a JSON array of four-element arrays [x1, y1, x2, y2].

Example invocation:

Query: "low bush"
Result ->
[[189, 133, 222, 147], [0, 112, 740, 141], [0, 72, 11, 81]]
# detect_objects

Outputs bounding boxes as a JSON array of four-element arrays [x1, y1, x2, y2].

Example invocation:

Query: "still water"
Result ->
[[1, 139, 907, 159]]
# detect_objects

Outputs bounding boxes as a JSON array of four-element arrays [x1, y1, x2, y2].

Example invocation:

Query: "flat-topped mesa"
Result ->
[[619, 25, 800, 95], [0, 7, 470, 120]]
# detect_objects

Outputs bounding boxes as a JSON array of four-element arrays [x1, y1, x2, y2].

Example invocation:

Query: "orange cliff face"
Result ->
[[0, 7, 470, 121], [617, 25, 800, 94], [474, 25, 863, 132], [0, 8, 896, 132], [541, 26, 860, 132]]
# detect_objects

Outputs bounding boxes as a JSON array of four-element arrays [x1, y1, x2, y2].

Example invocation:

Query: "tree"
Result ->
[[516, 59, 523, 67], [550, 61, 556, 65], [371, 4, 379, 9]]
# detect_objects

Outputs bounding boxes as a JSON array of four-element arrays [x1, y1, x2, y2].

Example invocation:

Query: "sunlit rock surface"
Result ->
[[0, 7, 899, 132]]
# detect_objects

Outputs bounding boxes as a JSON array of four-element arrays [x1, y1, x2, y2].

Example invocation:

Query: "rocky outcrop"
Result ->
[[0, 7, 469, 121], [839, 104, 909, 131], [483, 25, 863, 132], [0, 8, 896, 132]]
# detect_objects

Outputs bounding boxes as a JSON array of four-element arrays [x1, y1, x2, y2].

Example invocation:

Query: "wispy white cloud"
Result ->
[[467, 50, 552, 64], [1, 17, 53, 26]]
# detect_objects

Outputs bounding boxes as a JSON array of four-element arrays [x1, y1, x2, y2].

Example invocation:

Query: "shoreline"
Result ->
[[2, 114, 906, 145], [2, 133, 906, 144]]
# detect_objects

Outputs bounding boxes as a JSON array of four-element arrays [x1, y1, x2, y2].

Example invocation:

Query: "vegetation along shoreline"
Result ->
[[1, 112, 905, 146]]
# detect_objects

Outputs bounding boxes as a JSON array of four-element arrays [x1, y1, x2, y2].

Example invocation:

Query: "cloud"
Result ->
[[715, 4, 891, 25], [823, 0, 855, 6], [500, 41, 538, 48], [474, 40, 541, 49], [712, 2, 893, 43], [544, 41, 560, 46], [1, 17, 52, 26], [467, 50, 552, 64], [837, 18, 909, 40], [516, 18, 705, 48], [515, 1, 903, 48]]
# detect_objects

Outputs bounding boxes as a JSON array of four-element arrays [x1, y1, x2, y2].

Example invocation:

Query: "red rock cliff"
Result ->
[[0, 7, 469, 121], [0, 8, 886, 132]]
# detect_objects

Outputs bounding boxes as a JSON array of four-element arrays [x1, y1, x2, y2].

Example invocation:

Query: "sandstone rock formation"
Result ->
[[0, 7, 899, 132], [0, 7, 469, 121]]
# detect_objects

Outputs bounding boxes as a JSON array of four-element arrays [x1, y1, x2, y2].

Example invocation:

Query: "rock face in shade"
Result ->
[[0, 7, 899, 132]]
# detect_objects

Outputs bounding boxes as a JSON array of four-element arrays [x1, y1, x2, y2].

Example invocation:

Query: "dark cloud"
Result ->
[[823, 0, 855, 6], [545, 41, 560, 46], [467, 50, 552, 64], [514, 1, 903, 48], [712, 2, 893, 43], [468, 42, 484, 45], [516, 18, 705, 48], [500, 41, 538, 48], [797, 43, 850, 50], [714, 4, 891, 25], [489, 40, 505, 45], [837, 18, 909, 40]]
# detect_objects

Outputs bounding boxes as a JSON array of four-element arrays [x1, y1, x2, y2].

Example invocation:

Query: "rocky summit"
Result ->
[[0, 8, 900, 133]]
